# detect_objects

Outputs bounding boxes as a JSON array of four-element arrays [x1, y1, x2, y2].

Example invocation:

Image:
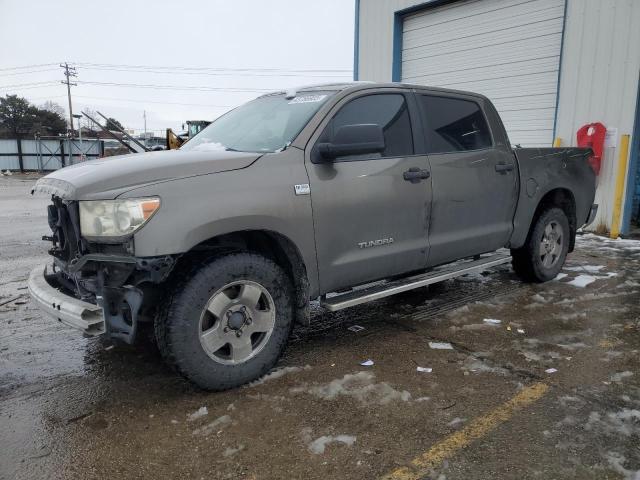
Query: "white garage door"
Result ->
[[401, 0, 565, 147]]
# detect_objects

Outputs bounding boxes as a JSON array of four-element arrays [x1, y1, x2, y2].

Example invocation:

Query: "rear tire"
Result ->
[[156, 253, 294, 390], [511, 207, 570, 283]]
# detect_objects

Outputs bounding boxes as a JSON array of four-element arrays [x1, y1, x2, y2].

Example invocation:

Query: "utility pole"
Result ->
[[60, 63, 77, 133], [143, 110, 147, 148]]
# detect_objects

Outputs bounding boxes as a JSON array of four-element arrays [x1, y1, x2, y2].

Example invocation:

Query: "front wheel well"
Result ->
[[173, 230, 310, 325], [531, 188, 577, 251]]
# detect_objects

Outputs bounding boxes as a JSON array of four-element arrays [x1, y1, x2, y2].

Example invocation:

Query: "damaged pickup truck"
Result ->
[[29, 82, 598, 390]]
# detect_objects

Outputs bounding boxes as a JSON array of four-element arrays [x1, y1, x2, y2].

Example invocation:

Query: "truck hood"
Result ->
[[32, 149, 262, 200]]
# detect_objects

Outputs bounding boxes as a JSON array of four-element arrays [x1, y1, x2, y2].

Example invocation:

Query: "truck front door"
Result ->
[[306, 91, 431, 293], [415, 93, 518, 266]]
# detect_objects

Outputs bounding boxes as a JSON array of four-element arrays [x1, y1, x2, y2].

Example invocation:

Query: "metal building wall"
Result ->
[[356, 0, 422, 82], [554, 0, 640, 232]]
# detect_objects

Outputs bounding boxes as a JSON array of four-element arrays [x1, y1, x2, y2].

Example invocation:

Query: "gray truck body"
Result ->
[[29, 82, 597, 346]]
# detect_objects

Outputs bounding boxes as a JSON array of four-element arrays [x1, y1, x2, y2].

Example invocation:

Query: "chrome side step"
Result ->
[[320, 254, 512, 312]]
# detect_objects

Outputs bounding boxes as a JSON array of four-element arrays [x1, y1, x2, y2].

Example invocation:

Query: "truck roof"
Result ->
[[264, 81, 489, 101]]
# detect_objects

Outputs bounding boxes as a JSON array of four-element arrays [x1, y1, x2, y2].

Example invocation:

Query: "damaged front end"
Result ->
[[32, 196, 175, 343]]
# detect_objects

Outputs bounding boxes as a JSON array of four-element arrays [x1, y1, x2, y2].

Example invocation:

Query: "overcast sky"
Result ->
[[0, 0, 354, 135]]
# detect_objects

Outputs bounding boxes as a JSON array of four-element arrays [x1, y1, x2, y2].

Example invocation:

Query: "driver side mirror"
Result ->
[[317, 123, 385, 160]]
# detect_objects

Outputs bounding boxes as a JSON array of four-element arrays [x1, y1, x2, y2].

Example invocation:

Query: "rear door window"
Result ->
[[418, 95, 492, 153]]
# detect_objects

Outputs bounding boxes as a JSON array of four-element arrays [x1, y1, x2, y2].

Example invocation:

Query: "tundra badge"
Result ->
[[358, 238, 394, 249]]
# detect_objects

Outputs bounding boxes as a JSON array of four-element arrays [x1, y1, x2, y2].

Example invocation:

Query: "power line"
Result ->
[[75, 65, 351, 78], [0, 84, 61, 92], [74, 95, 234, 108], [19, 93, 235, 109], [72, 62, 352, 73], [0, 68, 60, 77], [0, 80, 59, 89], [0, 62, 60, 72], [75, 80, 272, 93]]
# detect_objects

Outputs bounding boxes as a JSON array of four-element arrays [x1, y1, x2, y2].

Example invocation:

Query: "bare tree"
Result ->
[[40, 100, 66, 119], [80, 107, 99, 131]]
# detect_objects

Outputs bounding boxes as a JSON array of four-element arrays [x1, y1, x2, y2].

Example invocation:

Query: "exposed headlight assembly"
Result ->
[[79, 197, 160, 239]]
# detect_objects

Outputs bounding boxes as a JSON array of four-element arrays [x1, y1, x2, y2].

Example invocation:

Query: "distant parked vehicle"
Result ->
[[29, 82, 597, 390]]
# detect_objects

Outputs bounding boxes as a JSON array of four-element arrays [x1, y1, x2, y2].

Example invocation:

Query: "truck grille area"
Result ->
[[44, 197, 96, 301], [46, 197, 83, 264]]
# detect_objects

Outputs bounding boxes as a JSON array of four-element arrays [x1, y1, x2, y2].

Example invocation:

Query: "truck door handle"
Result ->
[[403, 168, 431, 183], [495, 162, 514, 173]]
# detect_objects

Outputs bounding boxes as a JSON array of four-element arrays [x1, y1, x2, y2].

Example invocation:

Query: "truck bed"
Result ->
[[509, 147, 596, 249]]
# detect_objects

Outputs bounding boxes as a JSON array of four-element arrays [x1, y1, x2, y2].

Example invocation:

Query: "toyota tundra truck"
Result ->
[[28, 82, 598, 390]]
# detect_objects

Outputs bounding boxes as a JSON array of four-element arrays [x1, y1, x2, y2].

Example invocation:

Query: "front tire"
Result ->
[[156, 253, 294, 390], [511, 207, 570, 282]]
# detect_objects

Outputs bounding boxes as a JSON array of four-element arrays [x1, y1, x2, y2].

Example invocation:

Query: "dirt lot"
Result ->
[[1, 175, 639, 480]]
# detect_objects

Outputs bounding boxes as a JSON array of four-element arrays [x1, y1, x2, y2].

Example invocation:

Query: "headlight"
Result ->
[[79, 197, 160, 238]]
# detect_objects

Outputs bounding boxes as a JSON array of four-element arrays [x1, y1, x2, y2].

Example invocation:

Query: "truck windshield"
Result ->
[[181, 91, 335, 153]]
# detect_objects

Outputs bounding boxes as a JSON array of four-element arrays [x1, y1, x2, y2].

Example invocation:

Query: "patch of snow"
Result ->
[[447, 417, 466, 428], [190, 142, 227, 152], [611, 371, 634, 383], [556, 290, 638, 304], [567, 275, 597, 288], [446, 305, 470, 317], [558, 396, 582, 407], [483, 318, 502, 325], [429, 341, 454, 350], [585, 409, 640, 437], [223, 445, 245, 457], [564, 265, 606, 273], [415, 396, 431, 402], [249, 365, 311, 386], [531, 294, 548, 303], [462, 357, 509, 376], [308, 435, 356, 455], [290, 371, 411, 405], [192, 415, 232, 436], [456, 323, 495, 331], [555, 342, 588, 351], [524, 302, 543, 309], [187, 406, 208, 421], [604, 451, 640, 480], [553, 312, 587, 321], [522, 351, 542, 362], [360, 359, 374, 366], [553, 273, 568, 281]]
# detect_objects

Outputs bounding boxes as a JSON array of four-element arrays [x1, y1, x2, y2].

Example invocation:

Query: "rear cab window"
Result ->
[[417, 94, 492, 154]]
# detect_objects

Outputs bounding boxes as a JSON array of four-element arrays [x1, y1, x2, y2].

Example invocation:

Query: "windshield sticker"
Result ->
[[288, 94, 327, 105]]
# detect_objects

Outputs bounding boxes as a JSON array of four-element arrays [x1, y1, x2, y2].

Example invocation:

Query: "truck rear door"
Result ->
[[414, 93, 517, 266], [305, 90, 431, 293]]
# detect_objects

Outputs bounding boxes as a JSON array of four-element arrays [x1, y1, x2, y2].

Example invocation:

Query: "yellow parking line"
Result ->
[[382, 382, 549, 480]]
